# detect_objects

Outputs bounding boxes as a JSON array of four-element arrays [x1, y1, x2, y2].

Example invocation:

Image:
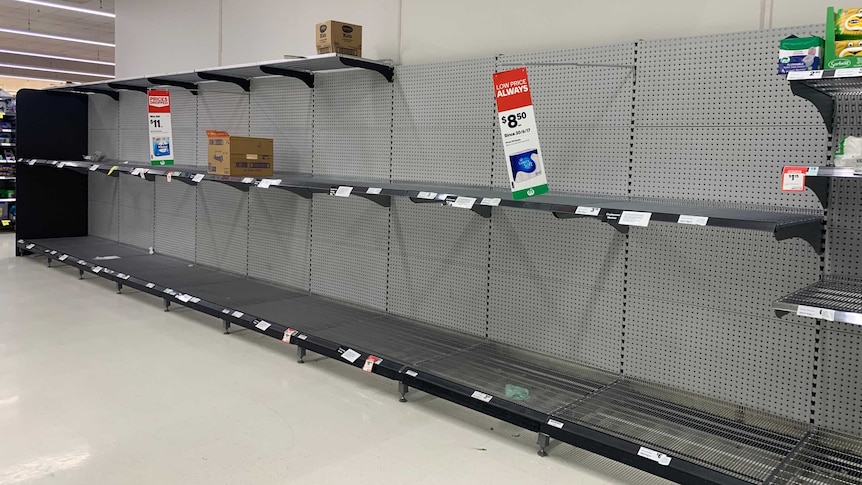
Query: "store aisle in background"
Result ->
[[0, 233, 671, 485]]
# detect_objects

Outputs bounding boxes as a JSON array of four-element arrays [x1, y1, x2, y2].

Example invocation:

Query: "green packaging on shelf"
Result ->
[[778, 36, 824, 74], [825, 7, 862, 68]]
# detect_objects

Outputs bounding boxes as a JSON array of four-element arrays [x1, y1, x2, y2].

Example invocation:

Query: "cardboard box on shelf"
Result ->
[[206, 130, 274, 177], [316, 20, 362, 57]]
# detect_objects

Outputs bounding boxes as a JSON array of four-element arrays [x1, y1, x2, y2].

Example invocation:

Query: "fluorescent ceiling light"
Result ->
[[0, 49, 114, 66], [0, 63, 112, 78], [0, 73, 71, 83], [0, 28, 114, 47], [12, 0, 115, 18]]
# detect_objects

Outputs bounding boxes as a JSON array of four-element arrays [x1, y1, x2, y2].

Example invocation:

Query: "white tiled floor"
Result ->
[[0, 233, 673, 485]]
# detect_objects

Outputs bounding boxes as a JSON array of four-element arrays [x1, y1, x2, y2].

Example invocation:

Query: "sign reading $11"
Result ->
[[147, 89, 175, 166]]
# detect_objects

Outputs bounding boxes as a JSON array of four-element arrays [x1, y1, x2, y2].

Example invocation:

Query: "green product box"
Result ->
[[825, 7, 862, 69]]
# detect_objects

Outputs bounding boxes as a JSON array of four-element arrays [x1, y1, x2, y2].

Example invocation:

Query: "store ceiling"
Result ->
[[0, 0, 114, 84]]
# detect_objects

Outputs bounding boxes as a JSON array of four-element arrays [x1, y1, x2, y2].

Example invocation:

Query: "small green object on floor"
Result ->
[[505, 384, 530, 401]]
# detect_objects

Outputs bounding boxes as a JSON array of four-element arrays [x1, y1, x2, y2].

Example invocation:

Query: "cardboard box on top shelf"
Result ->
[[206, 130, 274, 177], [316, 20, 362, 57]]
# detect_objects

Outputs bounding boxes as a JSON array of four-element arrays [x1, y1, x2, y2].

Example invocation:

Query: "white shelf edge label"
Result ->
[[145, 283, 155, 288], [242, 177, 254, 184], [297, 334, 307, 340], [575, 206, 601, 216], [787, 70, 823, 80], [258, 178, 281, 189], [89, 164, 99, 171], [480, 198, 501, 207], [176, 294, 192, 303], [619, 211, 652, 227], [25, 243, 34, 249], [452, 196, 477, 209], [677, 215, 709, 226], [92, 266, 103, 274], [807, 166, 820, 176], [366, 187, 383, 195], [189, 297, 200, 303], [57, 162, 66, 169], [797, 305, 835, 321], [405, 370, 418, 377], [417, 191, 437, 200], [471, 391, 492, 402], [231, 311, 244, 318], [191, 174, 205, 183], [255, 320, 271, 331], [835, 68, 862, 78], [58, 255, 68, 261], [131, 168, 141, 176], [637, 447, 671, 466], [334, 186, 353, 197], [547, 419, 564, 429], [341, 348, 361, 363]]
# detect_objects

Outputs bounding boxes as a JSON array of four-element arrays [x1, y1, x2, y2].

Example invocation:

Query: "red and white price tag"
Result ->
[[781, 166, 807, 192], [282, 327, 298, 343], [362, 355, 382, 372]]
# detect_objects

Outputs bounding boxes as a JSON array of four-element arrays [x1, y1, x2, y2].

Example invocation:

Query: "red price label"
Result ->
[[781, 166, 807, 192]]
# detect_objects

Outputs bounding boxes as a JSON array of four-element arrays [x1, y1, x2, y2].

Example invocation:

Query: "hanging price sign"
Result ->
[[147, 89, 175, 166], [493, 68, 548, 200]]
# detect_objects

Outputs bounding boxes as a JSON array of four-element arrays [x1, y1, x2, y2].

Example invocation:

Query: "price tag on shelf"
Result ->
[[258, 178, 281, 189], [807, 167, 820, 176], [145, 282, 155, 289], [334, 186, 353, 197], [25, 243, 34, 250], [787, 70, 823, 80], [638, 447, 672, 466], [92, 266, 103, 274], [835, 68, 862, 78], [405, 370, 418, 378], [231, 311, 244, 318], [471, 391, 493, 402], [451, 196, 477, 209], [89, 164, 99, 171], [283, 328, 298, 343], [366, 187, 383, 195], [255, 320, 271, 331], [166, 172, 172, 183], [362, 355, 382, 372], [547, 418, 564, 429], [58, 254, 68, 261], [619, 211, 652, 227], [176, 294, 192, 303], [242, 177, 254, 184], [575, 206, 601, 216], [139, 169, 147, 180], [191, 174, 205, 183], [677, 215, 709, 226], [417, 191, 437, 200], [797, 305, 836, 321], [297, 334, 308, 340], [131, 168, 141, 176], [163, 288, 176, 295], [189, 297, 200, 303], [28, 160, 36, 166], [57, 162, 66, 169], [341, 348, 361, 363], [480, 198, 501, 207], [781, 166, 807, 192], [1, 220, 8, 227]]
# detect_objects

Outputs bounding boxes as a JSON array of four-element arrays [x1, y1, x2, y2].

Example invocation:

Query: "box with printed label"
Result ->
[[206, 130, 274, 177], [316, 20, 362, 56]]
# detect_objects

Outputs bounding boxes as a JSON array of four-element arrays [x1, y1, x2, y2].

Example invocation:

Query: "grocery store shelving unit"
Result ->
[[15, 32, 862, 485], [0, 104, 15, 229]]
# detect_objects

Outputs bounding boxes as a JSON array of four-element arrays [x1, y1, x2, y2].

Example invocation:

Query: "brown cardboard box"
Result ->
[[316, 20, 362, 56], [206, 130, 274, 177]]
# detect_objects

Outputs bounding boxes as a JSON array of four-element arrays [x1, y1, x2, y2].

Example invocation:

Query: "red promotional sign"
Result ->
[[781, 166, 807, 192], [147, 89, 171, 113], [493, 67, 532, 112]]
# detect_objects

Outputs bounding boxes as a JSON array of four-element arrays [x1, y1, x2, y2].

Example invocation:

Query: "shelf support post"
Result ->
[[537, 432, 550, 457], [78, 269, 84, 280], [297, 346, 306, 363], [116, 282, 122, 294], [398, 382, 409, 403], [223, 319, 230, 335], [163, 298, 170, 312]]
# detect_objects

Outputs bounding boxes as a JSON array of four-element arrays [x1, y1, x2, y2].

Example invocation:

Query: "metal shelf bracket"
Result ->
[[197, 72, 251, 92], [259, 66, 314, 89]]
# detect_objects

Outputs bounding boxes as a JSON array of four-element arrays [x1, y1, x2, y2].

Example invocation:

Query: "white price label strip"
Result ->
[[258, 178, 281, 189], [405, 370, 418, 377], [807, 167, 820, 176], [619, 211, 652, 227], [797, 305, 836, 321], [189, 297, 200, 303], [334, 186, 353, 197], [25, 243, 34, 250], [637, 447, 672, 466], [255, 320, 271, 331], [231, 311, 244, 319], [192, 174, 205, 183], [297, 334, 307, 340], [480, 198, 501, 207], [57, 162, 66, 169], [89, 164, 99, 171], [341, 348, 361, 363], [677, 215, 709, 226], [242, 177, 254, 184], [547, 419, 564, 429], [176, 294, 192, 303], [366, 187, 383, 195], [131, 168, 141, 175], [145, 283, 155, 289], [451, 196, 477, 209], [92, 266, 103, 274], [787, 70, 823, 80], [835, 68, 862, 78], [471, 391, 492, 402], [417, 191, 437, 200], [58, 255, 68, 261], [575, 206, 601, 216], [166, 172, 173, 183]]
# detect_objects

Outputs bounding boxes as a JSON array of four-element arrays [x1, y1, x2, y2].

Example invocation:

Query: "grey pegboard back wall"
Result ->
[[88, 24, 856, 431]]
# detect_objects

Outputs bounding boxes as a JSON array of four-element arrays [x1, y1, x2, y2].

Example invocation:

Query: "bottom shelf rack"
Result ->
[[16, 236, 862, 485]]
